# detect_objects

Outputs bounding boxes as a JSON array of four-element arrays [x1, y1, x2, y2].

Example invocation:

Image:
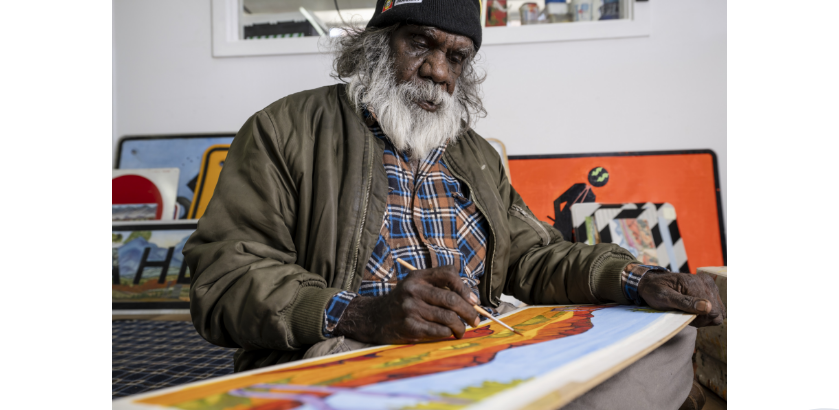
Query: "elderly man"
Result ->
[[184, 0, 724, 408]]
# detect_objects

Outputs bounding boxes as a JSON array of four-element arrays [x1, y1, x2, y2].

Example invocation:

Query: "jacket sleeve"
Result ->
[[480, 143, 636, 306], [183, 110, 339, 351]]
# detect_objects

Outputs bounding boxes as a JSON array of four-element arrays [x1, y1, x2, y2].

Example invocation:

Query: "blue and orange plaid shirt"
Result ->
[[323, 113, 492, 336]]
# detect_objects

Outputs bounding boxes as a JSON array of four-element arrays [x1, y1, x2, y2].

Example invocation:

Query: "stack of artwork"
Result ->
[[113, 304, 694, 410], [113, 135, 235, 309]]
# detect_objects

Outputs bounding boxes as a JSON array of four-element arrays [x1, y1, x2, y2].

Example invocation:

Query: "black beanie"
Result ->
[[366, 0, 483, 51]]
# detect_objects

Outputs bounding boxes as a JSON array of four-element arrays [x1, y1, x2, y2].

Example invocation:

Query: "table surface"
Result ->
[[112, 320, 234, 399]]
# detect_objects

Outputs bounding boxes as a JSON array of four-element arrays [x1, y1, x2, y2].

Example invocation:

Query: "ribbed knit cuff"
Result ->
[[591, 257, 635, 305], [288, 286, 342, 346]]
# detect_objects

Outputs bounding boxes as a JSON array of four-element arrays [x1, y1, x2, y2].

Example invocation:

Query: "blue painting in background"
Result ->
[[117, 136, 235, 218]]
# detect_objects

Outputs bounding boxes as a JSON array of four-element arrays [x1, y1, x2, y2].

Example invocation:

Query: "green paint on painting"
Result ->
[[400, 379, 532, 410]]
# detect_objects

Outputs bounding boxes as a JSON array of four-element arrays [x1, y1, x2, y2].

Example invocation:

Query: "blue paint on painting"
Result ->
[[118, 137, 234, 208], [318, 305, 665, 410]]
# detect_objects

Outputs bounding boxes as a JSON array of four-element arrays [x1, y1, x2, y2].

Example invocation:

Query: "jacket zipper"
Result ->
[[442, 156, 497, 307], [511, 204, 551, 245], [345, 132, 375, 291]]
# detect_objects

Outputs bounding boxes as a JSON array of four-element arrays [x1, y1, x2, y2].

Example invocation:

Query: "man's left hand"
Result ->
[[636, 269, 726, 327]]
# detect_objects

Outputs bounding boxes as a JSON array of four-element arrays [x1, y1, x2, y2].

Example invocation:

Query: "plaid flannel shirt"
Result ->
[[323, 113, 492, 337]]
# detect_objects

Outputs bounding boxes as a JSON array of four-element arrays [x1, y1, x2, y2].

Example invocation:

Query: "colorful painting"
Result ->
[[570, 203, 632, 244], [509, 150, 726, 270], [570, 203, 690, 273], [116, 135, 236, 219], [112, 222, 197, 309], [113, 305, 693, 410], [485, 0, 508, 27], [609, 218, 659, 265]]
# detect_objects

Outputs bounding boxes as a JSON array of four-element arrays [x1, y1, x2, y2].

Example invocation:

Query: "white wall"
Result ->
[[113, 0, 726, 223]]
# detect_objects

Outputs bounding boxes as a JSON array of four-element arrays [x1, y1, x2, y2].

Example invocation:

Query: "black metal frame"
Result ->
[[112, 221, 199, 310], [114, 133, 236, 169]]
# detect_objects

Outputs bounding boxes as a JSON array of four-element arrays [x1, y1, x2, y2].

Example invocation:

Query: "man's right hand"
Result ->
[[333, 265, 481, 344]]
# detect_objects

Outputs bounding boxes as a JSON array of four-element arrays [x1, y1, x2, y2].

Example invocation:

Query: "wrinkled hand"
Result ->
[[636, 267, 726, 327], [334, 265, 480, 344]]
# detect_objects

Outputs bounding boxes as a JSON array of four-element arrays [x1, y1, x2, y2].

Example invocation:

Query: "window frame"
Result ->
[[211, 0, 650, 57]]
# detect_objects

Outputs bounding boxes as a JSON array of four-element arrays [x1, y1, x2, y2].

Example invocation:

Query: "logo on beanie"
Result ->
[[383, 0, 421, 12]]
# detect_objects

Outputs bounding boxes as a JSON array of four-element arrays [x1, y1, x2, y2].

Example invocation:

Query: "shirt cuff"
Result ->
[[322, 290, 358, 337]]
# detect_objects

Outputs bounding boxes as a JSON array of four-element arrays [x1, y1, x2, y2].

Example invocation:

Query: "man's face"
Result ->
[[389, 25, 474, 112]]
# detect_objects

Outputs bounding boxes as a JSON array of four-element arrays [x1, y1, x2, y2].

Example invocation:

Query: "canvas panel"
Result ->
[[113, 305, 693, 410]]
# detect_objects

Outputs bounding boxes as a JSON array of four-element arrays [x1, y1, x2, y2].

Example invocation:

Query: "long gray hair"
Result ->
[[330, 24, 487, 131]]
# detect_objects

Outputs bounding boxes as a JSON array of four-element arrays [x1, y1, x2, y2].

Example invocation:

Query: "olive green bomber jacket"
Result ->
[[183, 84, 636, 372]]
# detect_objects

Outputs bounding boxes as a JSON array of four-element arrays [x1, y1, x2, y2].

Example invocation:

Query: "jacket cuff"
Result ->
[[288, 286, 342, 346], [591, 257, 635, 305]]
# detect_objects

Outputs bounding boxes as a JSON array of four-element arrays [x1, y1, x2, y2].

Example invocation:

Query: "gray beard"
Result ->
[[348, 59, 465, 161]]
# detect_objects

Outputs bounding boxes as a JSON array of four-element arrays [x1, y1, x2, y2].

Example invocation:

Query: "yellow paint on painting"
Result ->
[[401, 379, 532, 410], [438, 342, 480, 351], [139, 307, 575, 407]]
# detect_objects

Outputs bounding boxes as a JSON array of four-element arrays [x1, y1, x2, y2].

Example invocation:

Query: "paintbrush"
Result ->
[[395, 258, 524, 337]]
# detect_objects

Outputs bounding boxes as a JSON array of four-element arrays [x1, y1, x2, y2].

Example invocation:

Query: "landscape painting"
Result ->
[[113, 305, 693, 410], [112, 222, 197, 308]]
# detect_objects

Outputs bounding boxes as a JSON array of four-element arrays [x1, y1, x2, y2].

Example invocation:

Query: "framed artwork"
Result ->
[[188, 145, 230, 219], [508, 150, 726, 269], [571, 202, 691, 273], [116, 134, 236, 219], [113, 304, 693, 410], [113, 168, 180, 221], [485, 0, 508, 27], [112, 221, 198, 310]]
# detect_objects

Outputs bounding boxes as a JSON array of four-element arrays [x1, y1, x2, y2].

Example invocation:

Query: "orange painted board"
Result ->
[[508, 150, 725, 270]]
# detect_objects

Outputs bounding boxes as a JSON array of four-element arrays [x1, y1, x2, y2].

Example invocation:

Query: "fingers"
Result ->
[[415, 300, 467, 339], [657, 285, 713, 315], [400, 265, 481, 333], [408, 282, 480, 327], [423, 266, 478, 304], [640, 271, 726, 328], [690, 309, 724, 327], [403, 317, 455, 341], [700, 273, 728, 321]]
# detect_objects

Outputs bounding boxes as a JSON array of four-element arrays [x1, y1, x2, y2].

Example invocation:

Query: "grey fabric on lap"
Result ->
[[112, 320, 234, 399], [562, 326, 697, 410]]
